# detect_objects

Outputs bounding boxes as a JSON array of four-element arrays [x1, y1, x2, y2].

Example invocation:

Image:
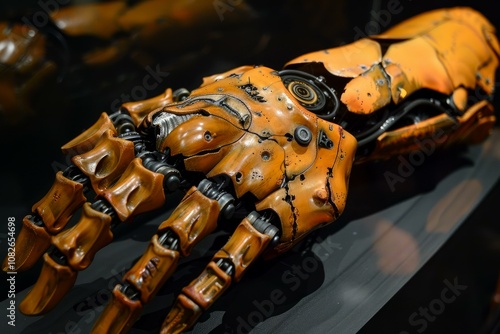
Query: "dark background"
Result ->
[[0, 1, 499, 333]]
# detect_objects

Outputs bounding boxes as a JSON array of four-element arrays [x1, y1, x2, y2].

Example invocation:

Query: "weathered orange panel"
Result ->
[[161, 115, 245, 157], [382, 37, 454, 102], [286, 7, 499, 113], [206, 132, 286, 200], [341, 64, 392, 113], [286, 39, 382, 78]]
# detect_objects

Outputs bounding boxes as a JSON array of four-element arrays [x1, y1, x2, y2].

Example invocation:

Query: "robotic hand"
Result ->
[[4, 7, 498, 334]]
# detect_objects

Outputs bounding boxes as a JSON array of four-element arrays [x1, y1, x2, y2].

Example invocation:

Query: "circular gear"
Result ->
[[279, 69, 339, 120]]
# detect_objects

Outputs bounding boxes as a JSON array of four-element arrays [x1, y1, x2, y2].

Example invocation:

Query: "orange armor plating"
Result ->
[[4, 7, 499, 334], [150, 66, 357, 254], [286, 7, 498, 160]]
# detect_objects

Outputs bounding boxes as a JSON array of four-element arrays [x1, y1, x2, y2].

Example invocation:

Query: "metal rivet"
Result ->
[[294, 126, 312, 146]]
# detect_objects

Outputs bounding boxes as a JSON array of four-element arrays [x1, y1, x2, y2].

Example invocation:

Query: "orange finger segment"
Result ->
[[19, 253, 77, 315], [92, 183, 222, 333], [1, 216, 51, 271], [124, 235, 180, 303], [51, 203, 113, 271], [161, 218, 272, 333], [32, 171, 86, 234], [2, 171, 86, 272], [91, 285, 143, 334]]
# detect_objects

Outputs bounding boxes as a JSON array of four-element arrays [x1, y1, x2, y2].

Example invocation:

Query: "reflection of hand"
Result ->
[[373, 219, 420, 275], [427, 180, 482, 233]]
